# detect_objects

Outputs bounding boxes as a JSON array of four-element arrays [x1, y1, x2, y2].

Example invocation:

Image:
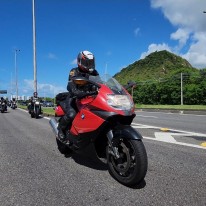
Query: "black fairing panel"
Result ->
[[113, 125, 143, 140], [91, 110, 136, 125]]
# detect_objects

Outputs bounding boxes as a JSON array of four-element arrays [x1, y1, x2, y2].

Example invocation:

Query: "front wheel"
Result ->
[[35, 107, 40, 119], [56, 138, 72, 155], [31, 111, 34, 118], [106, 139, 148, 187]]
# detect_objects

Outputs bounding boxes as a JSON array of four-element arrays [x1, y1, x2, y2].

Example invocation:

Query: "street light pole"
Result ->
[[181, 72, 183, 105], [15, 49, 20, 103], [32, 0, 37, 95]]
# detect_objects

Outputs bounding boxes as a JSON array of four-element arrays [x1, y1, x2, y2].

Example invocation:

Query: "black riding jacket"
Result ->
[[67, 67, 99, 99]]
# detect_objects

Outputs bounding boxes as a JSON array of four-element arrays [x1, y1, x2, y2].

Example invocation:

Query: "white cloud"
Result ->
[[140, 43, 172, 59], [146, 0, 206, 68], [21, 79, 66, 97], [170, 28, 190, 49], [181, 32, 206, 68], [134, 28, 140, 37], [70, 58, 77, 65], [47, 53, 57, 59]]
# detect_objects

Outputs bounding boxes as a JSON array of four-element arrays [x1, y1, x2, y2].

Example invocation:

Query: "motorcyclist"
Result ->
[[11, 98, 16, 108], [27, 96, 33, 113], [0, 97, 7, 111], [57, 50, 99, 141], [27, 92, 39, 114]]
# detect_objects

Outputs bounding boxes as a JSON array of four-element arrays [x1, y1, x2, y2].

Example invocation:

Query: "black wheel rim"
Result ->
[[109, 139, 136, 177]]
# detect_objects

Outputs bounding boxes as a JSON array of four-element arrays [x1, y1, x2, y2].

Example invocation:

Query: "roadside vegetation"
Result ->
[[115, 50, 206, 105]]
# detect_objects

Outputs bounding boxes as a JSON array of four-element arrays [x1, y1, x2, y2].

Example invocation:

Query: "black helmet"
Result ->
[[77, 50, 95, 73], [33, 92, 38, 98]]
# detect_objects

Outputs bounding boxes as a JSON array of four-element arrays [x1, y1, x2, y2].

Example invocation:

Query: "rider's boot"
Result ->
[[58, 117, 69, 142]]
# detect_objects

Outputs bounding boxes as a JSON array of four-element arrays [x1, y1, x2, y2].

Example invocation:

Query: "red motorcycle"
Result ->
[[49, 75, 148, 186]]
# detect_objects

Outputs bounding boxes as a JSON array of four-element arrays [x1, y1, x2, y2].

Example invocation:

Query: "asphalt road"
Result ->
[[133, 110, 206, 149], [0, 108, 205, 206], [134, 110, 206, 134]]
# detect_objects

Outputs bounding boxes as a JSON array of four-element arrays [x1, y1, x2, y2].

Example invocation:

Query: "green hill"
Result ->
[[114, 50, 199, 85]]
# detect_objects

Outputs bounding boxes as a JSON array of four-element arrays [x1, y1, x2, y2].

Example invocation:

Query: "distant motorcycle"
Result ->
[[0, 101, 7, 113], [11, 101, 17, 109], [28, 99, 42, 119]]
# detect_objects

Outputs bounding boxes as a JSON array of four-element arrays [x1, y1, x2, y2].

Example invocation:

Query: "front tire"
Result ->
[[35, 107, 40, 119], [106, 139, 147, 187], [31, 112, 34, 118], [56, 138, 72, 155]]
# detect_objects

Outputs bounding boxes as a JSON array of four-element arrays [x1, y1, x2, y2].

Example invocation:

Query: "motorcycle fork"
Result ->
[[106, 130, 120, 159]]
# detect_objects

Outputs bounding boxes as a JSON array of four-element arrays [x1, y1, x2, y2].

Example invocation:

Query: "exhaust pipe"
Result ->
[[49, 118, 58, 137]]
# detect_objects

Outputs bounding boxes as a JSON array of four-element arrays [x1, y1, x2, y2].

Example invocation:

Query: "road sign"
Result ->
[[0, 90, 7, 94]]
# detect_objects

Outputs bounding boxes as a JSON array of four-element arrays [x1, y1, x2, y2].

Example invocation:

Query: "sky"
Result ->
[[0, 0, 206, 98]]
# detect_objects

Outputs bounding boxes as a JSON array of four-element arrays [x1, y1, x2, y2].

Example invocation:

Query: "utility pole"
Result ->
[[181, 72, 183, 105], [32, 0, 37, 95], [10, 72, 13, 99], [15, 49, 20, 103]]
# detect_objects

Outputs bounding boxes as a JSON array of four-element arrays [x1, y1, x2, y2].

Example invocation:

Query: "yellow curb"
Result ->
[[200, 142, 206, 147], [160, 128, 169, 132]]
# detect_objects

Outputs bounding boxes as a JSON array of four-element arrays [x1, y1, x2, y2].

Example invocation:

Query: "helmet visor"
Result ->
[[81, 58, 95, 69]]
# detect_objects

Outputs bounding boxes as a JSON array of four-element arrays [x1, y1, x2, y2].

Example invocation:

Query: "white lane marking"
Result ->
[[132, 123, 160, 129], [132, 123, 206, 150], [132, 123, 206, 137], [44, 117, 51, 120], [135, 115, 158, 118], [143, 136, 206, 150], [154, 132, 177, 143]]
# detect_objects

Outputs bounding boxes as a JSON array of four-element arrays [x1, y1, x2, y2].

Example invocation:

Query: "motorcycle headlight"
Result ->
[[35, 101, 40, 105], [107, 94, 134, 110]]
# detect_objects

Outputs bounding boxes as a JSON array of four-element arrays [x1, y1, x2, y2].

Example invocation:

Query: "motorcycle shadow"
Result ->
[[61, 144, 147, 189], [64, 144, 108, 171], [67, 148, 146, 189], [0, 111, 8, 113]]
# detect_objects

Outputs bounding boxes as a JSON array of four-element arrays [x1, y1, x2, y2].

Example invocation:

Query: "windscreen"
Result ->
[[89, 74, 127, 95]]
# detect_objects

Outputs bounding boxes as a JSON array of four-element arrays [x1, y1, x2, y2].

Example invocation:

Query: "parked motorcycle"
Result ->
[[49, 75, 148, 186], [28, 99, 42, 119]]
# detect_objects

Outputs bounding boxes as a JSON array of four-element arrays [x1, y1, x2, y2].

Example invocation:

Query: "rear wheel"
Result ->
[[106, 139, 147, 187]]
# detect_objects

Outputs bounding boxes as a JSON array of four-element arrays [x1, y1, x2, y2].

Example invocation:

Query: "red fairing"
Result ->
[[71, 109, 105, 134], [89, 84, 134, 115], [55, 106, 65, 116]]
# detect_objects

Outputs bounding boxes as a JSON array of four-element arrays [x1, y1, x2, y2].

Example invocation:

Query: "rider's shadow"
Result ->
[[65, 145, 108, 171]]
